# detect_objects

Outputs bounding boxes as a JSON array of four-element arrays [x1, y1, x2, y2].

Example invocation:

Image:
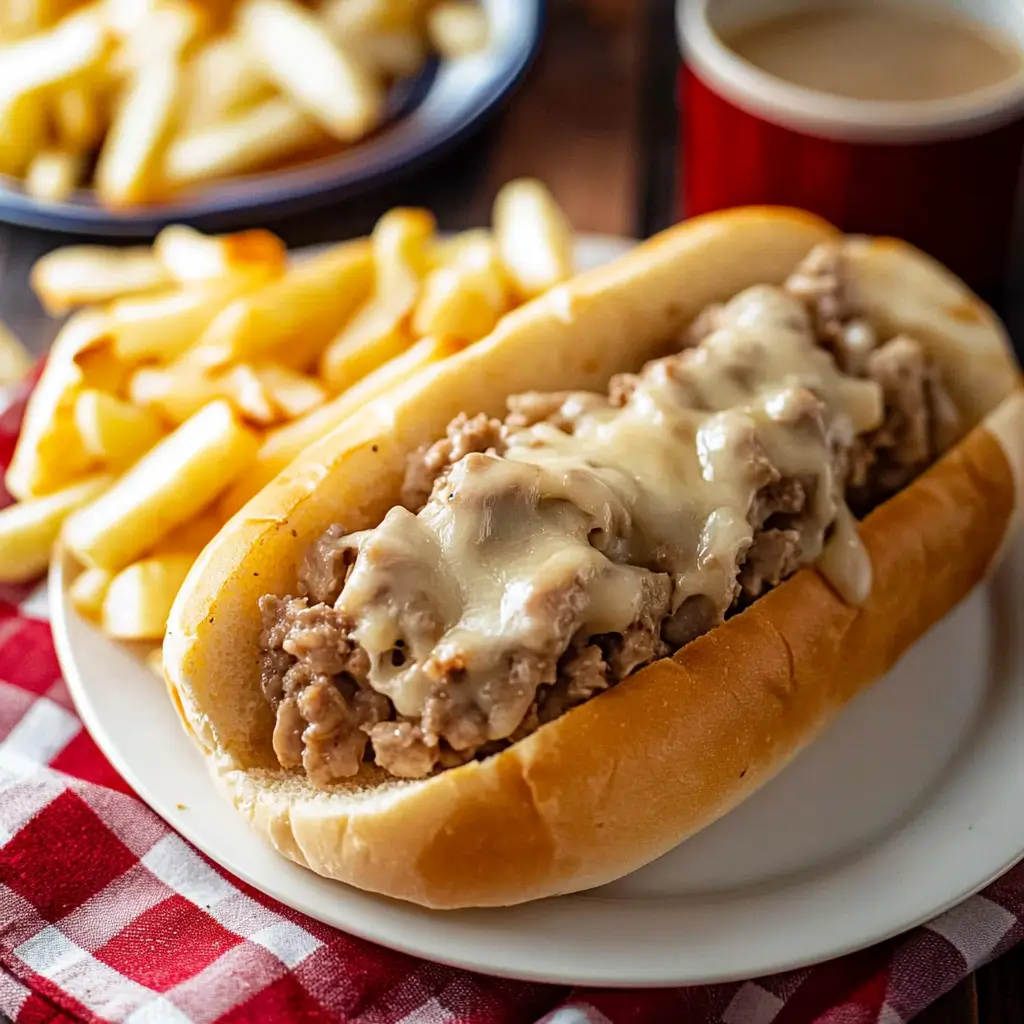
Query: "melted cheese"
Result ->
[[336, 285, 882, 741]]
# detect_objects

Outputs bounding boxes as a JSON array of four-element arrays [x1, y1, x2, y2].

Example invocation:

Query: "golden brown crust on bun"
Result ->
[[165, 208, 1023, 908]]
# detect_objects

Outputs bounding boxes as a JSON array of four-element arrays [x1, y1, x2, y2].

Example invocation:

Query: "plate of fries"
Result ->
[[0, 179, 629, 669], [0, 0, 542, 234]]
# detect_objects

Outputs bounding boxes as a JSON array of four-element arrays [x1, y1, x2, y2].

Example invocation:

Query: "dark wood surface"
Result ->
[[0, 2, 1019, 1018]]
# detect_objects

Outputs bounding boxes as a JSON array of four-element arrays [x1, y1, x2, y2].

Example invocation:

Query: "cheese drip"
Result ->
[[336, 285, 880, 741]]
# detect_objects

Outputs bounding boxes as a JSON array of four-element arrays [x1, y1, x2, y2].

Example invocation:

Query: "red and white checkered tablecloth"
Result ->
[[2, 377, 1024, 1024]]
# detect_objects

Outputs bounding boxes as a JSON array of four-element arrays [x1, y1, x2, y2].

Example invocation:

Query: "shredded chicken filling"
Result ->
[[258, 243, 961, 785]]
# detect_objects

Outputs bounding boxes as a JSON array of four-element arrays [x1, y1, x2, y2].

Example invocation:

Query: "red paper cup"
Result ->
[[677, 0, 1024, 292]]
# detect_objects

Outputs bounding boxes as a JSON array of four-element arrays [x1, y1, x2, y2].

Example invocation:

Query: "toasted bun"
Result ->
[[165, 208, 1024, 908]]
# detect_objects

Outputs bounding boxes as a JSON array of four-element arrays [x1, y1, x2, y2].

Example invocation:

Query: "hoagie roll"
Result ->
[[165, 208, 1024, 908]]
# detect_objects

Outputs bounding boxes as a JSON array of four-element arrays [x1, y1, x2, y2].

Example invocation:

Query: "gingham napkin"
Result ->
[[2, 378, 1024, 1024]]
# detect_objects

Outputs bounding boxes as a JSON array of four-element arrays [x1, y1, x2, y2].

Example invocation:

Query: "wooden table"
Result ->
[[0, 3, 1020, 1019]]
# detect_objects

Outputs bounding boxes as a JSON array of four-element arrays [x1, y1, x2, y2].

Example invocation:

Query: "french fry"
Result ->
[[320, 0, 420, 35], [252, 363, 326, 418], [103, 0, 162, 38], [221, 334, 453, 516], [101, 554, 196, 640], [146, 647, 165, 679], [274, 333, 452, 463], [359, 30, 427, 77], [24, 149, 84, 202], [146, 645, 165, 678], [109, 0, 206, 74], [212, 460, 269, 520], [0, 93, 47, 177], [155, 508, 222, 554], [0, 320, 32, 385], [63, 399, 258, 572], [0, 474, 112, 584], [1, 0, 84, 39], [193, 239, 372, 370], [54, 83, 105, 151], [128, 361, 220, 424], [69, 566, 113, 621], [73, 389, 167, 469], [428, 228, 492, 270], [374, 206, 435, 290], [135, 350, 321, 427], [6, 310, 112, 500], [154, 225, 286, 284], [212, 363, 278, 425], [43, 306, 114, 367], [319, 208, 433, 388], [412, 237, 510, 343], [318, 300, 412, 393], [237, 0, 384, 142], [31, 244, 173, 315], [108, 271, 275, 363], [324, 24, 426, 78], [74, 338, 129, 395], [493, 178, 574, 300], [94, 56, 180, 207], [427, 1, 489, 59], [179, 34, 273, 130], [162, 96, 323, 188], [0, 8, 109, 98]]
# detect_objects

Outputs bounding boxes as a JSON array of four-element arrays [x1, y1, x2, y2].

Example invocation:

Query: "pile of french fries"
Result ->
[[0, 178, 575, 666], [0, 0, 489, 206]]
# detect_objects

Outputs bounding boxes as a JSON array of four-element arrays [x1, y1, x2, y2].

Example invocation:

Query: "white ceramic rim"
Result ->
[[677, 0, 1024, 143]]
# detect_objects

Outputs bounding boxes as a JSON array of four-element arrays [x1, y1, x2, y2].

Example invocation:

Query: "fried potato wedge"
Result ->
[[64, 400, 258, 571], [493, 178, 575, 300], [73, 389, 167, 470], [31, 245, 173, 315], [237, 0, 384, 141], [6, 311, 113, 500], [194, 240, 372, 370], [220, 334, 454, 516], [154, 225, 287, 284], [102, 554, 196, 640], [0, 474, 112, 584], [69, 566, 113, 621], [108, 271, 276, 364]]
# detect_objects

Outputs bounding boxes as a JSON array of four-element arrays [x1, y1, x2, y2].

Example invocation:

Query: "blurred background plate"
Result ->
[[0, 0, 543, 237]]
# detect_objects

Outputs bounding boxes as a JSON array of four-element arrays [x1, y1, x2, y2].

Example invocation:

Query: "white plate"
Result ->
[[51, 236, 1024, 988]]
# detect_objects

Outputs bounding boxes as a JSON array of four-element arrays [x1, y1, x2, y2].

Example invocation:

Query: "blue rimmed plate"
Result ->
[[0, 0, 543, 237]]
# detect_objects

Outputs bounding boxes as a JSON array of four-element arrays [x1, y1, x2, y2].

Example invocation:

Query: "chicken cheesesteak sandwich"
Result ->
[[165, 208, 1024, 908]]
